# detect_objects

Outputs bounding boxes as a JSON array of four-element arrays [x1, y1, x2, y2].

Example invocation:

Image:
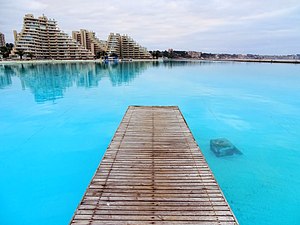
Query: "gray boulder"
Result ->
[[210, 138, 242, 157]]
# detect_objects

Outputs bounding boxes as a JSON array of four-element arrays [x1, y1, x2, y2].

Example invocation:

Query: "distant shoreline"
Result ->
[[212, 58, 300, 64], [1, 58, 300, 65], [162, 58, 300, 64], [163, 58, 300, 64]]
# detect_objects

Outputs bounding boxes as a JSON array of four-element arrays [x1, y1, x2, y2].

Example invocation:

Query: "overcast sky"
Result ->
[[0, 0, 300, 54]]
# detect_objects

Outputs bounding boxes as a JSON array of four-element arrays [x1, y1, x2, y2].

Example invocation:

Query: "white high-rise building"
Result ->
[[72, 29, 107, 56], [107, 33, 152, 59], [12, 14, 94, 59], [0, 32, 5, 47]]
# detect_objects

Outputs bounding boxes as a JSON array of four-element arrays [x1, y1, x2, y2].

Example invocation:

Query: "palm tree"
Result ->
[[0, 43, 14, 58], [95, 51, 107, 59], [27, 52, 34, 60], [95, 51, 101, 59], [6, 43, 14, 51], [16, 50, 25, 60], [101, 51, 107, 58], [0, 46, 7, 58], [110, 52, 118, 58]]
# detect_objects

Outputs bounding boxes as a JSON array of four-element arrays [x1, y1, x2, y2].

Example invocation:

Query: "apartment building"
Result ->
[[12, 14, 94, 59], [106, 33, 122, 57], [72, 29, 107, 56], [188, 51, 202, 58], [107, 33, 152, 59], [0, 32, 5, 47], [121, 35, 152, 59]]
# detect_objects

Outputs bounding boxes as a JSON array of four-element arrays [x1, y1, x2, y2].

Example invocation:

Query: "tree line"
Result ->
[[0, 43, 14, 58], [149, 50, 192, 59], [0, 43, 35, 60]]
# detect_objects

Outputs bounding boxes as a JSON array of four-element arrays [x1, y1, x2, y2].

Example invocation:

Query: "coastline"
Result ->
[[0, 59, 99, 65], [0, 59, 157, 65], [164, 58, 300, 64], [1, 58, 300, 65], [212, 58, 300, 64]]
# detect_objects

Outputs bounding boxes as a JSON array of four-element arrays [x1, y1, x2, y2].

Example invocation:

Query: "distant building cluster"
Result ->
[[10, 14, 152, 60], [188, 51, 202, 58], [0, 32, 5, 47], [199, 53, 300, 60]]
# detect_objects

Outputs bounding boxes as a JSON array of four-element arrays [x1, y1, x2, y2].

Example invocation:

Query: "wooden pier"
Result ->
[[70, 106, 238, 225]]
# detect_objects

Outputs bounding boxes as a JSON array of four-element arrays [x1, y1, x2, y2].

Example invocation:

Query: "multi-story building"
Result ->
[[72, 29, 107, 56], [188, 51, 202, 58], [121, 35, 152, 59], [0, 32, 5, 47], [106, 33, 122, 57], [107, 33, 152, 59], [12, 14, 94, 59]]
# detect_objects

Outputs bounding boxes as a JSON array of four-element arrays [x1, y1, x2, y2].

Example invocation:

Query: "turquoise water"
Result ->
[[0, 61, 299, 225]]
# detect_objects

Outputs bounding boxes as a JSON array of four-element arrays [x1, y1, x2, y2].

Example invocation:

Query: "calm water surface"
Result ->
[[0, 61, 299, 225]]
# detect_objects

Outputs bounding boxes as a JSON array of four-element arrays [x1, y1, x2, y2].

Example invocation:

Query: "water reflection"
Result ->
[[0, 61, 210, 102], [0, 73, 12, 89], [0, 62, 153, 103], [0, 65, 14, 89], [161, 60, 214, 68]]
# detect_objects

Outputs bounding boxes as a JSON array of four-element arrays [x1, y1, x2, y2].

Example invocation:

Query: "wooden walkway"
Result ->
[[70, 106, 238, 225]]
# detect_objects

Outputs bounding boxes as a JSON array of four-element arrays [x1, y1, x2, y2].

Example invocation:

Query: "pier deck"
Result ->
[[70, 106, 238, 225]]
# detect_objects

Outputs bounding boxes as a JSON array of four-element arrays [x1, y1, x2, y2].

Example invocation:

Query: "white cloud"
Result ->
[[27, 0, 48, 10]]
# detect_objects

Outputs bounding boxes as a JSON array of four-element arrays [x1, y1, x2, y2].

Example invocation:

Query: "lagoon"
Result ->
[[0, 61, 299, 225]]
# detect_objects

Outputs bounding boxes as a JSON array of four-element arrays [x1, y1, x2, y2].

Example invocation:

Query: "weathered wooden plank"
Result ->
[[88, 185, 221, 190], [85, 189, 220, 195], [71, 221, 236, 225], [75, 209, 233, 216], [80, 201, 229, 207], [77, 204, 231, 211], [72, 222, 236, 225], [70, 106, 238, 225], [73, 214, 235, 221], [93, 175, 214, 179]]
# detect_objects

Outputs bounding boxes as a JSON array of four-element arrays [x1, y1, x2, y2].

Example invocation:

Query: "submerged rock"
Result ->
[[210, 138, 242, 157]]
